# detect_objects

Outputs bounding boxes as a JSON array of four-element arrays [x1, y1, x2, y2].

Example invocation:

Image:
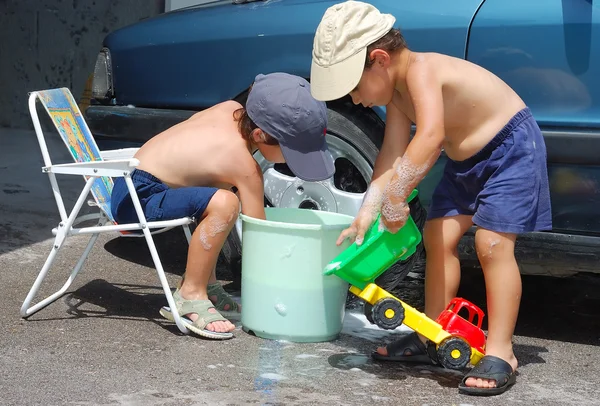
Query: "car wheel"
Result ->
[[220, 98, 427, 304]]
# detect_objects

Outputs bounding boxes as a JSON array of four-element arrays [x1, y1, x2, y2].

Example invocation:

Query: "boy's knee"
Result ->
[[208, 190, 240, 223], [474, 230, 514, 264]]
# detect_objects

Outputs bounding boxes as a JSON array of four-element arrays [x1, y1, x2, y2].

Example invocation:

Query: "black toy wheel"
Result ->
[[372, 298, 405, 330], [436, 337, 472, 370], [364, 302, 374, 324]]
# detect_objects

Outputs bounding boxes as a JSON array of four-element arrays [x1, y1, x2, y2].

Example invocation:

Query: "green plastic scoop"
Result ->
[[323, 189, 422, 289]]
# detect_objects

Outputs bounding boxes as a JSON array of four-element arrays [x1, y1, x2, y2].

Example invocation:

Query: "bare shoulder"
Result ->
[[216, 100, 244, 113], [187, 100, 243, 120], [404, 53, 444, 96], [406, 53, 442, 81]]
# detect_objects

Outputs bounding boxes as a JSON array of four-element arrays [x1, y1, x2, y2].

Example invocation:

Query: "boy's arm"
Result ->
[[381, 60, 445, 232], [336, 98, 412, 245], [370, 98, 413, 195], [233, 159, 266, 221]]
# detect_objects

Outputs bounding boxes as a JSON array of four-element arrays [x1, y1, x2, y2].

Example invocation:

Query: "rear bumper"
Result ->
[[84, 105, 196, 145], [459, 228, 600, 276]]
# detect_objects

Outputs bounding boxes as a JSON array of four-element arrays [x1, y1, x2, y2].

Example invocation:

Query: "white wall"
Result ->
[[0, 0, 164, 129], [165, 0, 218, 11]]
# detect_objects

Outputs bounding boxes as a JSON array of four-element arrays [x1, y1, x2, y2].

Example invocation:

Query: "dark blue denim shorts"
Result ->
[[110, 169, 218, 224], [427, 107, 552, 234]]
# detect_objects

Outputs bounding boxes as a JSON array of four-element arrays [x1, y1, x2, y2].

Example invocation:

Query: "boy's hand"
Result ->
[[381, 192, 410, 234], [336, 208, 378, 246], [336, 184, 385, 246]]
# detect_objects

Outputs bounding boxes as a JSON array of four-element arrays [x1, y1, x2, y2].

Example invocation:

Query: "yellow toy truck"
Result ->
[[324, 190, 486, 370]]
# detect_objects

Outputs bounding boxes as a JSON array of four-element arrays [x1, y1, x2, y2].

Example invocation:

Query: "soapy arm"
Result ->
[[381, 61, 445, 233], [336, 99, 412, 245]]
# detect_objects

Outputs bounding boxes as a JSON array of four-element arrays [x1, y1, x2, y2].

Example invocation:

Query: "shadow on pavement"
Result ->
[[24, 279, 169, 323], [102, 227, 236, 285], [103, 230, 189, 278], [326, 341, 547, 388], [326, 352, 461, 389], [24, 279, 196, 337]]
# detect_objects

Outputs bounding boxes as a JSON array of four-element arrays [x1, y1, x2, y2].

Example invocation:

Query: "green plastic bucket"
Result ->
[[323, 190, 422, 289], [240, 208, 353, 342]]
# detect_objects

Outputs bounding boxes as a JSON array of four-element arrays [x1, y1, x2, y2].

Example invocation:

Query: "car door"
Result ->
[[466, 0, 600, 235]]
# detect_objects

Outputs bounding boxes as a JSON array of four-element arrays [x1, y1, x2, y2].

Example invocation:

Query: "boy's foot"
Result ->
[[458, 355, 518, 396], [372, 332, 434, 364], [159, 290, 235, 339], [177, 274, 241, 314], [208, 282, 241, 314]]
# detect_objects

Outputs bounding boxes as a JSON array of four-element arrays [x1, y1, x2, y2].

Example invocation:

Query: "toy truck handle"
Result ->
[[447, 298, 485, 329]]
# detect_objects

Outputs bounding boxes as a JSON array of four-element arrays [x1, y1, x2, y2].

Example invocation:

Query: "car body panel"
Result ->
[[468, 0, 600, 129], [103, 0, 483, 108]]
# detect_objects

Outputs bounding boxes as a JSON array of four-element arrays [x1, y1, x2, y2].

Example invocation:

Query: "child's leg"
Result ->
[[422, 215, 473, 330], [178, 189, 240, 333], [180, 264, 240, 313], [463, 228, 519, 389], [375, 214, 472, 358]]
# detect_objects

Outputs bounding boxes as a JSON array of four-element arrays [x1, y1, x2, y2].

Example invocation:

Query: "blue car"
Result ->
[[84, 0, 600, 290]]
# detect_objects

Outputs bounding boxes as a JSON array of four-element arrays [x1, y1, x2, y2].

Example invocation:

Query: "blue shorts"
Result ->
[[110, 169, 218, 224], [427, 107, 552, 234]]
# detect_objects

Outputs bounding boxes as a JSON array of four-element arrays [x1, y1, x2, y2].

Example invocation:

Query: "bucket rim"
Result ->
[[240, 208, 353, 231]]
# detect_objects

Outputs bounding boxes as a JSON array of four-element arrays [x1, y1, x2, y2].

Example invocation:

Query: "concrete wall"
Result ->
[[0, 0, 165, 129], [166, 0, 216, 11]]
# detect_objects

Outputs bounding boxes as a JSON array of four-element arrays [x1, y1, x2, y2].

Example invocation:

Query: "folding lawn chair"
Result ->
[[21, 87, 193, 334]]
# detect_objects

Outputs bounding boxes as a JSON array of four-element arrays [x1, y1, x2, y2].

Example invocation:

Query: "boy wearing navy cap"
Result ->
[[110, 72, 333, 339]]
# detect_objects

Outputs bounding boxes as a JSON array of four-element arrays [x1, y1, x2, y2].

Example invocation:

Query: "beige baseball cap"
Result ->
[[310, 1, 396, 101]]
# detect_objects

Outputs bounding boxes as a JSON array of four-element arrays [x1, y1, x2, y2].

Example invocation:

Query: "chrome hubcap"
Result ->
[[235, 135, 372, 241]]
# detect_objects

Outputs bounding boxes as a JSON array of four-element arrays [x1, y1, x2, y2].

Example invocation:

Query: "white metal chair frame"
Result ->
[[21, 88, 192, 335]]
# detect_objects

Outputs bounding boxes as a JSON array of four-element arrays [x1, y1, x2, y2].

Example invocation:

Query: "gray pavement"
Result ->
[[1, 128, 599, 406]]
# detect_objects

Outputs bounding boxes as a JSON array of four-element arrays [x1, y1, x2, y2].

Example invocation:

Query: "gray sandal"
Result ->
[[177, 274, 240, 315], [159, 290, 234, 340], [207, 282, 241, 315]]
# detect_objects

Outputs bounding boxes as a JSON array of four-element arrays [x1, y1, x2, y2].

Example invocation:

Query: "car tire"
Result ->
[[219, 97, 427, 302]]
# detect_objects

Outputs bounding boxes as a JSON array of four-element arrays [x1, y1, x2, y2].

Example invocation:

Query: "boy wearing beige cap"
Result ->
[[311, 0, 552, 396]]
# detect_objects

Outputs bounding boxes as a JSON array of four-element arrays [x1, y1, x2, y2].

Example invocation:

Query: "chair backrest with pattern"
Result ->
[[36, 88, 114, 221]]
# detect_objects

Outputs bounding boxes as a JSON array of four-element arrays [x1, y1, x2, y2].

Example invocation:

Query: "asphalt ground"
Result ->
[[1, 128, 599, 406]]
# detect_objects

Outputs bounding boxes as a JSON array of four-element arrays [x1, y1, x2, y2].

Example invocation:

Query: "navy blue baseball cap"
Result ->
[[246, 72, 335, 181]]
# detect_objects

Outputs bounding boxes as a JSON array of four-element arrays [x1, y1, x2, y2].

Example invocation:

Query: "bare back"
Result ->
[[134, 101, 256, 189], [394, 52, 526, 161]]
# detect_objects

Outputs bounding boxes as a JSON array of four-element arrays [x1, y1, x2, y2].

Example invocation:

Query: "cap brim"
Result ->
[[280, 140, 335, 182], [310, 47, 366, 101]]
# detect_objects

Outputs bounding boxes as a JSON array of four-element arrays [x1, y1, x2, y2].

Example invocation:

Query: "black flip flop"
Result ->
[[371, 332, 434, 364], [458, 355, 517, 396]]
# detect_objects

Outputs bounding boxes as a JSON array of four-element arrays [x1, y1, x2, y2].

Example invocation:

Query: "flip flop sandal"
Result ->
[[207, 282, 241, 317], [159, 290, 234, 340], [371, 332, 435, 364], [458, 355, 517, 396]]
